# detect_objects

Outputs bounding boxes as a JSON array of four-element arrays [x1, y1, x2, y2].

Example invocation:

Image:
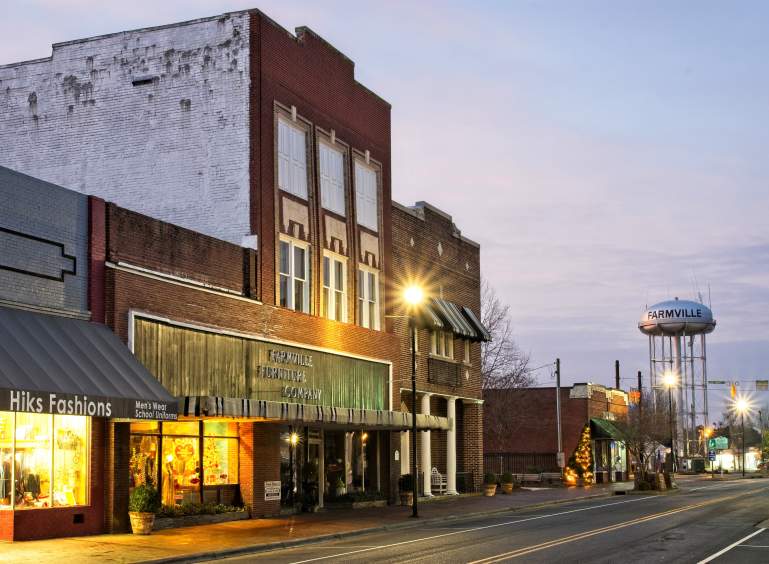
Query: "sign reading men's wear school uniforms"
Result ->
[[0, 388, 177, 420]]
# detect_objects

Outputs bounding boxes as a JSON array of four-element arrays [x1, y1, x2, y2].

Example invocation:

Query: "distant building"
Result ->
[[483, 383, 630, 482]]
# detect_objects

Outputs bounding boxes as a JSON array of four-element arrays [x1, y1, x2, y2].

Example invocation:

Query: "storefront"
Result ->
[[0, 306, 178, 540], [590, 418, 628, 483], [128, 313, 448, 514]]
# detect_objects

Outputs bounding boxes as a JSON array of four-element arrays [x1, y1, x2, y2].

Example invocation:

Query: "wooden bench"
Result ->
[[540, 472, 563, 484], [431, 467, 447, 495], [521, 473, 542, 484]]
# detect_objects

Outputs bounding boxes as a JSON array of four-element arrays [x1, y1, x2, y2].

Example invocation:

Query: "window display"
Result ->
[[0, 411, 89, 510], [130, 420, 240, 506]]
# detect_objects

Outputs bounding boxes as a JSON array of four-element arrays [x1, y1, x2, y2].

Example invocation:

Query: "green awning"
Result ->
[[590, 418, 625, 440]]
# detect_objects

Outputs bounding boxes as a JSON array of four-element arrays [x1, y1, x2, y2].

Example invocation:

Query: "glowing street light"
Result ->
[[662, 371, 677, 472], [734, 396, 751, 477], [403, 283, 425, 518]]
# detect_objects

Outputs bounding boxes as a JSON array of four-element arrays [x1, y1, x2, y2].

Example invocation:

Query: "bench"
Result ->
[[541, 472, 563, 485], [431, 467, 447, 495]]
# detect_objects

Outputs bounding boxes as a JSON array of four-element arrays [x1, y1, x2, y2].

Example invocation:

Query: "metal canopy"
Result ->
[[181, 396, 450, 431], [0, 306, 177, 420], [461, 306, 492, 342], [590, 418, 625, 440], [431, 298, 477, 339]]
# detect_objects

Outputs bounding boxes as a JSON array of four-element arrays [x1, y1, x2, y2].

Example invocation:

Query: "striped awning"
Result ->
[[180, 396, 450, 431], [462, 306, 492, 342], [417, 302, 445, 330], [431, 298, 477, 339]]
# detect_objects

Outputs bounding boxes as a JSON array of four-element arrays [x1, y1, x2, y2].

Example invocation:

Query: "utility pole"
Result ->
[[556, 358, 563, 474], [638, 370, 644, 473], [615, 360, 620, 390]]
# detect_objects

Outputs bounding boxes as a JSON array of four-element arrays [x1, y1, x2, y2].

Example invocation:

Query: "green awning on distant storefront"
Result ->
[[590, 417, 625, 440]]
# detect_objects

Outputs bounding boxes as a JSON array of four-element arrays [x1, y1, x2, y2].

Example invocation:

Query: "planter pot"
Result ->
[[400, 492, 413, 506], [153, 510, 249, 531], [501, 483, 514, 495], [129, 511, 155, 535], [483, 484, 497, 497]]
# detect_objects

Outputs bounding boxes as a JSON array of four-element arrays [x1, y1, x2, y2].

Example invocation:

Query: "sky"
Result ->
[[2, 1, 768, 419]]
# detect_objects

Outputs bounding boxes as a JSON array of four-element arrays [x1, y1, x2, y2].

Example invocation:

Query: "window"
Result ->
[[129, 421, 240, 507], [354, 161, 378, 231], [279, 238, 310, 313], [464, 340, 470, 363], [431, 330, 454, 360], [357, 267, 379, 330], [322, 253, 347, 322], [319, 142, 345, 215], [277, 117, 308, 199], [0, 412, 89, 510]]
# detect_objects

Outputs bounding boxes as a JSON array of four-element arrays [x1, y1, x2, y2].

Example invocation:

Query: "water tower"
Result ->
[[638, 298, 716, 460]]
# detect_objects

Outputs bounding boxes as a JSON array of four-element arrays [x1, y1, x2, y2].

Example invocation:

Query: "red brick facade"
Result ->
[[483, 384, 629, 471]]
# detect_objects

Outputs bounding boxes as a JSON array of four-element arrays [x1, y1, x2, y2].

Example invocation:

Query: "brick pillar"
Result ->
[[0, 506, 13, 540], [245, 423, 281, 517], [238, 422, 255, 511], [462, 400, 484, 492], [105, 421, 131, 533], [88, 196, 106, 324]]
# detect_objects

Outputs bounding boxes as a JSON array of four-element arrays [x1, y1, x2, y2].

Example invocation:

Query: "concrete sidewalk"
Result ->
[[0, 483, 633, 564]]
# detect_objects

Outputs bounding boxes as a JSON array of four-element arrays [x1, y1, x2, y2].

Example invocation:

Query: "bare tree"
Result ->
[[481, 280, 532, 389]]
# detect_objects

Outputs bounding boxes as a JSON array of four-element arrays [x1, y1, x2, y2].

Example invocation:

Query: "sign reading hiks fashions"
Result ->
[[1, 389, 177, 420], [257, 348, 322, 401]]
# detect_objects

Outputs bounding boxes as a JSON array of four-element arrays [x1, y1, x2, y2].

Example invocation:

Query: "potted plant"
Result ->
[[335, 477, 347, 497], [398, 474, 414, 506], [128, 484, 161, 535], [483, 473, 497, 497], [501, 472, 515, 494]]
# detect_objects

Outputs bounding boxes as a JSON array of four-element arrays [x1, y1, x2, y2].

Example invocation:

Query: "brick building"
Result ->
[[0, 8, 489, 539], [484, 383, 630, 483]]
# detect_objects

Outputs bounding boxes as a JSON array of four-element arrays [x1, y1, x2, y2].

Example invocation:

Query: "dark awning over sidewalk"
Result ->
[[0, 306, 177, 420], [590, 417, 625, 440]]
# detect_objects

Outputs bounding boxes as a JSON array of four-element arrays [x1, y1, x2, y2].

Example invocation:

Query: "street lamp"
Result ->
[[403, 284, 424, 518], [663, 372, 677, 473], [735, 398, 749, 477]]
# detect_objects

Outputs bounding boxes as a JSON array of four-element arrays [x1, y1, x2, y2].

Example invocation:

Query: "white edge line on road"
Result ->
[[697, 528, 766, 563], [286, 496, 657, 564]]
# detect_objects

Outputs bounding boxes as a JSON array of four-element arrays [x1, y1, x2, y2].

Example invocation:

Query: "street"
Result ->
[[213, 479, 769, 563]]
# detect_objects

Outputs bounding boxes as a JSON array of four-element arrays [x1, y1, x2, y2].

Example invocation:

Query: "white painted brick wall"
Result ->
[[0, 12, 251, 245]]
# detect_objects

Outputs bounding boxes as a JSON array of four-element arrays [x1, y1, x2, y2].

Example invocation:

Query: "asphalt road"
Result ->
[[210, 479, 769, 563]]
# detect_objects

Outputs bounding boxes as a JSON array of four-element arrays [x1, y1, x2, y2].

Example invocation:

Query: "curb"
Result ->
[[139, 491, 618, 564]]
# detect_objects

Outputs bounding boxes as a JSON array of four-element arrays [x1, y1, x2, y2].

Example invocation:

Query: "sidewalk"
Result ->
[[0, 483, 633, 564]]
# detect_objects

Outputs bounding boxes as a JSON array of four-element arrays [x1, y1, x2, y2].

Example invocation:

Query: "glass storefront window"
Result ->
[[15, 413, 52, 509], [0, 412, 13, 509], [162, 436, 200, 506], [129, 434, 159, 489], [203, 438, 238, 485], [163, 421, 200, 436], [53, 415, 88, 507], [204, 421, 238, 437], [0, 412, 89, 510]]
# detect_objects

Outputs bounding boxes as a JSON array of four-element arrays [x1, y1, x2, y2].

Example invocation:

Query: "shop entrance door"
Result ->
[[306, 431, 323, 509]]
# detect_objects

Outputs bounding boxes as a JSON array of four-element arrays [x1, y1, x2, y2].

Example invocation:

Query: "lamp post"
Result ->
[[404, 285, 424, 518], [663, 372, 676, 473], [736, 399, 748, 477]]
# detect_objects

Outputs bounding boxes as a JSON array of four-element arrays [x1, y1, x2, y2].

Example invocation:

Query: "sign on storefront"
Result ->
[[264, 480, 281, 501]]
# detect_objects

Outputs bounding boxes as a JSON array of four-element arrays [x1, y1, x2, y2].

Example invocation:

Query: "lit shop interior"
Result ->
[[0, 411, 89, 510]]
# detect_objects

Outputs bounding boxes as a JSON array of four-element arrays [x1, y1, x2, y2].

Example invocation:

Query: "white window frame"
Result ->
[[463, 339, 470, 364], [277, 116, 308, 200], [354, 160, 378, 232], [322, 251, 347, 322], [279, 236, 310, 313], [357, 266, 380, 330], [319, 141, 346, 216], [431, 330, 454, 360]]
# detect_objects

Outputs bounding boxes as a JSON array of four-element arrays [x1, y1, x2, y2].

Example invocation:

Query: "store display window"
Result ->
[[130, 419, 240, 507], [0, 411, 89, 510]]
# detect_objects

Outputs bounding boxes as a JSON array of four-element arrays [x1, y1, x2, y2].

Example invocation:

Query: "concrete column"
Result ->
[[421, 393, 433, 497], [400, 430, 410, 476], [447, 396, 458, 495]]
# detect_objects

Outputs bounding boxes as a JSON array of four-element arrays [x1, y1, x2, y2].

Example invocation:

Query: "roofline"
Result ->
[[392, 200, 480, 249], [0, 9, 392, 108]]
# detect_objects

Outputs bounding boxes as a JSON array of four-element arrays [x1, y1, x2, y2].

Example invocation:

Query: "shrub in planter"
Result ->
[[483, 473, 498, 497], [128, 485, 161, 535], [335, 477, 347, 497], [398, 474, 415, 506], [501, 472, 515, 494]]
